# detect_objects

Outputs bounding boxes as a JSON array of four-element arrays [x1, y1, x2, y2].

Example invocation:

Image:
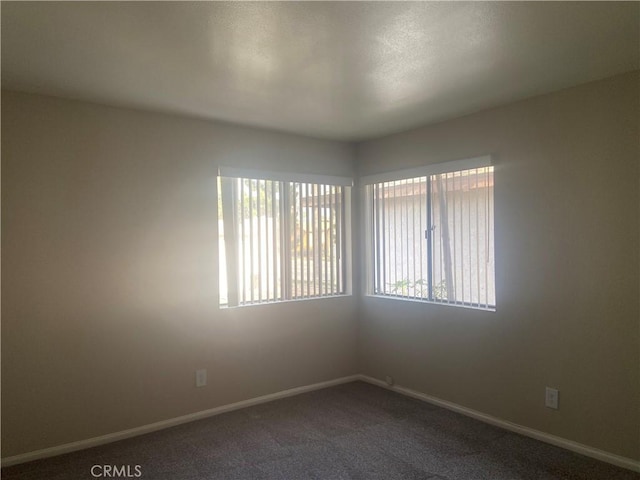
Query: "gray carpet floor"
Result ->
[[2, 381, 638, 480]]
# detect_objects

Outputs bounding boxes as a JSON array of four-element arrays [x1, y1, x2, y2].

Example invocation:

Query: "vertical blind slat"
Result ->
[[411, 178, 416, 298], [304, 183, 311, 297], [316, 185, 321, 297], [382, 183, 387, 295], [452, 172, 458, 304], [340, 187, 346, 293], [292, 183, 298, 298]]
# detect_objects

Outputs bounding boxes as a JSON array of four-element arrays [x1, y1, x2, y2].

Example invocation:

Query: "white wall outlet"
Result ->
[[195, 369, 207, 388], [385, 375, 394, 386], [545, 387, 559, 409]]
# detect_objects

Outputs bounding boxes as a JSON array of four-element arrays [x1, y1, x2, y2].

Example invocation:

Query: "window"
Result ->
[[218, 168, 351, 307], [364, 157, 495, 310]]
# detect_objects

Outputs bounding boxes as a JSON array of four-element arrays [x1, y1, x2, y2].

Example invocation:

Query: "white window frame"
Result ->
[[217, 167, 352, 308], [362, 156, 496, 311]]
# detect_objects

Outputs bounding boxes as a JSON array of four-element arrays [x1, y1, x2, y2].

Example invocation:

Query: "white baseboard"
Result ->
[[357, 374, 640, 473], [4, 374, 638, 473], [1, 374, 360, 468]]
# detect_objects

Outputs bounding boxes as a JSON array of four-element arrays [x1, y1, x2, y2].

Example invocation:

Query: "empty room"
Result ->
[[1, 1, 639, 479]]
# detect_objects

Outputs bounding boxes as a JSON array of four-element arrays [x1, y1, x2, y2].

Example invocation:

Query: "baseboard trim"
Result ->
[[1, 374, 360, 468], [4, 374, 638, 472], [357, 374, 640, 473]]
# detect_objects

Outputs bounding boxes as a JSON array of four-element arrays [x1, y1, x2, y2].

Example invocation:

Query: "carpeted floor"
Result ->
[[2, 381, 638, 479]]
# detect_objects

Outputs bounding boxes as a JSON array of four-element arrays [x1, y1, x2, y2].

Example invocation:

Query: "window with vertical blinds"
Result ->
[[218, 169, 351, 307], [364, 158, 495, 310]]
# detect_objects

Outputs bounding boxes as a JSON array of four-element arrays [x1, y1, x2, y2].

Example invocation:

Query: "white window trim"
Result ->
[[218, 167, 353, 187], [363, 155, 495, 311], [217, 168, 353, 308], [360, 155, 491, 185]]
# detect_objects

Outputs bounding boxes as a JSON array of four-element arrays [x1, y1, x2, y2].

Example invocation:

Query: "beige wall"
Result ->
[[1, 91, 358, 457], [355, 71, 640, 460], [3, 71, 639, 462]]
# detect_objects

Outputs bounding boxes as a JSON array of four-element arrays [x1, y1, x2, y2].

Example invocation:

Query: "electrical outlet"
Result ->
[[545, 387, 559, 409], [195, 369, 207, 388], [385, 375, 394, 386]]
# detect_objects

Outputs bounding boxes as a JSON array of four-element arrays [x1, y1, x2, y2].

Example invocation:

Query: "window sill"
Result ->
[[363, 293, 496, 312], [219, 293, 352, 310]]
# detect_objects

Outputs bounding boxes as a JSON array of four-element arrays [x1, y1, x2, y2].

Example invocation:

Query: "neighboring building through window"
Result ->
[[364, 157, 495, 310], [218, 168, 351, 307]]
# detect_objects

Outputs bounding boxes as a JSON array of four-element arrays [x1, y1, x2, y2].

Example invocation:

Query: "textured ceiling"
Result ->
[[2, 1, 638, 141]]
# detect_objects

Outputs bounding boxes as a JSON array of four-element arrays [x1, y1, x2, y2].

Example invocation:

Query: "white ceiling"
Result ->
[[2, 2, 638, 141]]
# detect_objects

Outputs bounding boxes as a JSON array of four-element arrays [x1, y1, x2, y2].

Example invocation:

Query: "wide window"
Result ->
[[364, 157, 495, 310], [218, 168, 351, 307]]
